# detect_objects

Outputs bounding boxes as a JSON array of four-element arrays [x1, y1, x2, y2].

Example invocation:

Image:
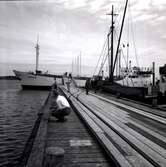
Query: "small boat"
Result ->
[[13, 38, 54, 90]]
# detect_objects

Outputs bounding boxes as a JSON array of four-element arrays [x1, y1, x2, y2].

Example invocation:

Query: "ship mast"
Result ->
[[107, 5, 116, 82], [35, 35, 39, 74], [113, 0, 128, 74]]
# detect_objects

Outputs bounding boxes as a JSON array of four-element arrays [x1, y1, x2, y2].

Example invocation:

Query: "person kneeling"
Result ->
[[51, 89, 71, 122]]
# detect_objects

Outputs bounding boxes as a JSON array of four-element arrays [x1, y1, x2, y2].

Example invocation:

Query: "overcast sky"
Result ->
[[0, 0, 166, 76]]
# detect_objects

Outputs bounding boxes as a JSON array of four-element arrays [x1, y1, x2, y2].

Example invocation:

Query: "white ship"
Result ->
[[13, 37, 55, 90], [116, 66, 153, 87]]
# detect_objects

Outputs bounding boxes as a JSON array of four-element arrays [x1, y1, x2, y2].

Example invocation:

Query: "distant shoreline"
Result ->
[[0, 76, 19, 80]]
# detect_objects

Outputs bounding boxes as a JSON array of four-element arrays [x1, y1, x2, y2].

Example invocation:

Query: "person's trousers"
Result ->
[[52, 107, 71, 120]]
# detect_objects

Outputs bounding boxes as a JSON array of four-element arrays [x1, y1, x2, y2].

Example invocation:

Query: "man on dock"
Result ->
[[50, 88, 71, 122], [85, 78, 91, 95], [66, 79, 71, 93], [93, 79, 98, 93]]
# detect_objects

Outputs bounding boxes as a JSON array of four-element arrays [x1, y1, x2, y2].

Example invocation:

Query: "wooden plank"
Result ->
[[91, 101, 166, 145], [91, 93, 166, 125], [62, 162, 110, 167], [63, 156, 110, 163]]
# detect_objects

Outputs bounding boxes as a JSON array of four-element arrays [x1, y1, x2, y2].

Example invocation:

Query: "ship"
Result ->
[[91, 0, 155, 102], [13, 37, 54, 90], [115, 66, 152, 87]]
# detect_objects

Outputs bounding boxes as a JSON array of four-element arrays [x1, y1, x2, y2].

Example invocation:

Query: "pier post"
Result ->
[[43, 147, 65, 167]]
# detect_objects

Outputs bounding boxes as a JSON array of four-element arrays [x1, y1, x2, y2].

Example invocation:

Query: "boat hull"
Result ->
[[101, 81, 148, 100], [13, 70, 55, 90]]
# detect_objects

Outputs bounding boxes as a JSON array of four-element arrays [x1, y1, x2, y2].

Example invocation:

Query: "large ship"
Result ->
[[92, 0, 155, 101], [13, 38, 54, 90]]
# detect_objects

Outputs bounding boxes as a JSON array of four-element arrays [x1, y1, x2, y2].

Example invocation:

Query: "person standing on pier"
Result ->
[[66, 77, 71, 93], [94, 79, 98, 93], [85, 78, 91, 95]]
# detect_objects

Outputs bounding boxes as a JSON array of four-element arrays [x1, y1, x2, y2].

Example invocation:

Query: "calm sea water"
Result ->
[[0, 80, 49, 167]]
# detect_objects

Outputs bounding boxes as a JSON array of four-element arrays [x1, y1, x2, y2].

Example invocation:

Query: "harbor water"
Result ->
[[0, 80, 49, 167]]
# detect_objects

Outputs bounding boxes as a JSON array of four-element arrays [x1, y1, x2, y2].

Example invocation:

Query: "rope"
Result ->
[[92, 37, 107, 77], [98, 41, 108, 75], [98, 53, 108, 76]]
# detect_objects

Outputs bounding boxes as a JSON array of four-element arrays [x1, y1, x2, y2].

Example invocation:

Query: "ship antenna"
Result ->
[[35, 35, 40, 74]]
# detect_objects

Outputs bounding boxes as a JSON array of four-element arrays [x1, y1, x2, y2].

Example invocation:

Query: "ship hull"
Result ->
[[13, 70, 54, 90], [101, 81, 148, 100]]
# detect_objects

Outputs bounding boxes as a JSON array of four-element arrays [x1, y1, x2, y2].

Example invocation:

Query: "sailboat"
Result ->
[[92, 0, 154, 100], [13, 38, 55, 90]]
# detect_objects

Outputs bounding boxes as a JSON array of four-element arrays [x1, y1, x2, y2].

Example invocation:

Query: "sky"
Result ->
[[0, 0, 166, 76]]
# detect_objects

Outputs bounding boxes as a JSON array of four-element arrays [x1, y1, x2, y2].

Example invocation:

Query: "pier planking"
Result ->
[[61, 85, 166, 167], [25, 83, 166, 167], [26, 89, 112, 167], [45, 109, 112, 166], [44, 91, 112, 166]]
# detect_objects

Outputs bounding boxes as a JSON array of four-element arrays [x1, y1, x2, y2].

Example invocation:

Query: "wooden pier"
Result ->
[[23, 87, 113, 167], [44, 101, 112, 166], [61, 86, 166, 167], [20, 83, 166, 167]]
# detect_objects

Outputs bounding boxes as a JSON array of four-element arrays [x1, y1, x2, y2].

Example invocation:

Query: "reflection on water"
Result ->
[[0, 80, 49, 167]]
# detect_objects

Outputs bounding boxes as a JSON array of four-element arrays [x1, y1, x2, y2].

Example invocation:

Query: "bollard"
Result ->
[[43, 147, 65, 167]]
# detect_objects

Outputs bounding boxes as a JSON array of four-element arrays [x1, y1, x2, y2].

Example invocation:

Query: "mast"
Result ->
[[72, 58, 74, 75], [110, 5, 114, 82], [35, 35, 39, 74], [75, 56, 77, 76], [107, 32, 110, 79], [107, 5, 116, 82], [77, 55, 79, 76], [113, 0, 129, 74], [80, 52, 81, 77]]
